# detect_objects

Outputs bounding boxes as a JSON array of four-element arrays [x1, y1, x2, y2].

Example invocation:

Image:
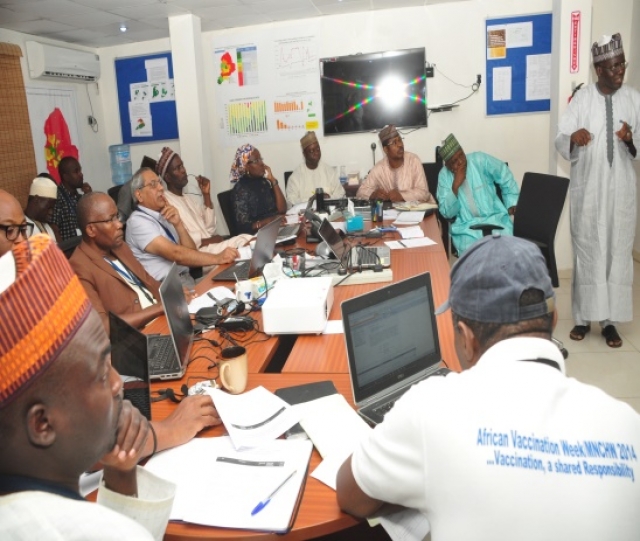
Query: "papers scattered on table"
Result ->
[[398, 225, 425, 239], [287, 393, 371, 489], [383, 209, 400, 220], [187, 286, 234, 314], [145, 436, 313, 533], [375, 507, 432, 541], [323, 320, 344, 334], [236, 245, 252, 260], [393, 201, 438, 212], [386, 238, 437, 250], [207, 386, 300, 449], [393, 211, 425, 225]]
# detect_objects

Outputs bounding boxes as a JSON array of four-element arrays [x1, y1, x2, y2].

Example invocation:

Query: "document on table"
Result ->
[[393, 211, 425, 225], [145, 436, 313, 533], [208, 386, 300, 449], [187, 286, 234, 314], [289, 393, 371, 489], [376, 508, 431, 541], [386, 237, 437, 250]]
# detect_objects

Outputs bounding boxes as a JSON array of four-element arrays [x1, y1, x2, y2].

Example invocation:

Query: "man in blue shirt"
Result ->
[[436, 134, 519, 254]]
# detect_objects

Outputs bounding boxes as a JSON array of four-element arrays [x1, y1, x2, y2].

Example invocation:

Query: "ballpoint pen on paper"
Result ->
[[250, 470, 297, 516], [398, 240, 407, 248]]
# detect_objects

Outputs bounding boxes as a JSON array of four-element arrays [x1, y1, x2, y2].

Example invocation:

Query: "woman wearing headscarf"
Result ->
[[229, 144, 287, 234]]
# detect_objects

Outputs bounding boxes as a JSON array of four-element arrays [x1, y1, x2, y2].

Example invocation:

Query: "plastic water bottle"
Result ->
[[339, 165, 347, 185], [109, 144, 132, 186]]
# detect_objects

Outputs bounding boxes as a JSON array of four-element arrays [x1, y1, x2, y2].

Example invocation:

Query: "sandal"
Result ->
[[601, 325, 622, 348], [569, 324, 590, 341]]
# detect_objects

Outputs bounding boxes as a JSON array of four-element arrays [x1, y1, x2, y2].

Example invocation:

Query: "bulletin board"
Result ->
[[486, 13, 552, 116], [115, 52, 179, 144]]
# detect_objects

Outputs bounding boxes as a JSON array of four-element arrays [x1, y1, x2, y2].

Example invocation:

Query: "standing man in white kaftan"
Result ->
[[555, 33, 639, 348], [285, 131, 345, 206]]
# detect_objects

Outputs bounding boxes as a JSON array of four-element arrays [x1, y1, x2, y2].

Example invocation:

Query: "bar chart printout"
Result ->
[[226, 101, 268, 135]]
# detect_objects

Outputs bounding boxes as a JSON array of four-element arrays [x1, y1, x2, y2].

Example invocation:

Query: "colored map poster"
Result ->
[[215, 46, 259, 87], [213, 25, 321, 147]]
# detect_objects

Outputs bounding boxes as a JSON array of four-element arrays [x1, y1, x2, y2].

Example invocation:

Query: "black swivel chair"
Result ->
[[513, 172, 569, 288], [422, 161, 451, 257], [217, 189, 239, 237], [284, 171, 293, 188]]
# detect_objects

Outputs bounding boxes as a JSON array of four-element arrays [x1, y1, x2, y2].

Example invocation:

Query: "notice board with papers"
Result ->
[[485, 12, 552, 116], [115, 52, 179, 144]]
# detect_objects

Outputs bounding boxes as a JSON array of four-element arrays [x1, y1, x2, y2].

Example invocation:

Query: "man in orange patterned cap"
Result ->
[[0, 235, 174, 539]]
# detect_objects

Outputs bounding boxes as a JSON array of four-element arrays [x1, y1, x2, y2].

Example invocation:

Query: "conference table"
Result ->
[[149, 211, 458, 540]]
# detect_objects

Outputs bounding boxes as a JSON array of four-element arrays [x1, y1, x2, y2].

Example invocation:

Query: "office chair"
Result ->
[[107, 184, 123, 205], [217, 189, 239, 237], [513, 172, 569, 288], [422, 161, 451, 257], [284, 171, 293, 188]]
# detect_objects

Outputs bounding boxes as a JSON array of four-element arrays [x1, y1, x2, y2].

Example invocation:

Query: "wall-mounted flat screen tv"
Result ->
[[320, 47, 427, 136]]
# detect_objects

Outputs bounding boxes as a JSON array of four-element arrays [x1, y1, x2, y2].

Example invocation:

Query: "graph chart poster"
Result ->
[[213, 24, 321, 148]]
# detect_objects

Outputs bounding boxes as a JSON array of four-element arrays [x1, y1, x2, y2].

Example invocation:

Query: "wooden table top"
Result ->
[[152, 372, 359, 541], [282, 214, 460, 373]]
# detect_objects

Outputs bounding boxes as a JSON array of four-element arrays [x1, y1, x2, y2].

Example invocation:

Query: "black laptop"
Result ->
[[109, 263, 193, 381], [109, 313, 152, 419], [341, 272, 450, 425], [213, 218, 280, 281], [318, 218, 391, 269]]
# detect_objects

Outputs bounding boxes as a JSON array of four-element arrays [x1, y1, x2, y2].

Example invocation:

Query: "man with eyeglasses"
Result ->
[[125, 168, 238, 285], [158, 147, 252, 253], [0, 190, 33, 257], [70, 191, 164, 333], [555, 33, 639, 349], [436, 133, 519, 255], [356, 124, 435, 203]]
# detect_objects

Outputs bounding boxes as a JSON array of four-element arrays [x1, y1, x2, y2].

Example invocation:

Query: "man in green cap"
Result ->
[[436, 133, 519, 254]]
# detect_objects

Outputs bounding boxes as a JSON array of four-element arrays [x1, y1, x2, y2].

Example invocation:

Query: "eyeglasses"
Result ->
[[0, 222, 34, 241], [87, 213, 123, 226], [601, 61, 628, 74], [385, 137, 404, 147], [139, 179, 162, 190], [247, 157, 264, 164]]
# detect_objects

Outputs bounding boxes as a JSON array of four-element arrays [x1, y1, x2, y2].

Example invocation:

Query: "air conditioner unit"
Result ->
[[26, 41, 100, 82]]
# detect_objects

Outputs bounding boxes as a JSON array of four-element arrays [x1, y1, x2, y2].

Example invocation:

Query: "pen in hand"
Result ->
[[251, 470, 297, 516]]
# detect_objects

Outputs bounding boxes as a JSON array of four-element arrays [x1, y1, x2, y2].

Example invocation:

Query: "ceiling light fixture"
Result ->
[[119, 23, 127, 33]]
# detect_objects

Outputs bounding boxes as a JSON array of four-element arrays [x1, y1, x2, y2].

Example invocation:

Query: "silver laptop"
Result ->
[[318, 218, 391, 270], [213, 218, 280, 281], [276, 222, 300, 244], [341, 272, 450, 425]]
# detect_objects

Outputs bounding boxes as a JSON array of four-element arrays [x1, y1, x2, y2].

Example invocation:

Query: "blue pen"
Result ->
[[251, 470, 297, 516]]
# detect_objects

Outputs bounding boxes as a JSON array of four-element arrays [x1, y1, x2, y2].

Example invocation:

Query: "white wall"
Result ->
[[0, 28, 111, 191], [3, 0, 637, 264]]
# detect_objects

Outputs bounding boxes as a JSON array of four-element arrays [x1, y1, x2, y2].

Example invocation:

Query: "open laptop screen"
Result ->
[[159, 263, 193, 371], [249, 218, 281, 277], [318, 219, 346, 260], [342, 272, 441, 404]]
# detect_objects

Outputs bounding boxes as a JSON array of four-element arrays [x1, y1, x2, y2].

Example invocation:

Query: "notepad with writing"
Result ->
[[275, 380, 338, 439], [144, 436, 313, 533]]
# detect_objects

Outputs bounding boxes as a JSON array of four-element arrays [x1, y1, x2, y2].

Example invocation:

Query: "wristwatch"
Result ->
[[271, 179, 279, 186]]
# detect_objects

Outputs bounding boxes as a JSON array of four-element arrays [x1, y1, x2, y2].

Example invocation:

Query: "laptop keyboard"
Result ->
[[149, 337, 176, 372], [372, 399, 396, 419], [213, 260, 250, 281], [279, 224, 299, 237], [124, 387, 151, 420]]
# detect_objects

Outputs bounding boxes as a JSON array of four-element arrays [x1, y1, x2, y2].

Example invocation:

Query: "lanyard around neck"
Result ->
[[136, 208, 177, 243]]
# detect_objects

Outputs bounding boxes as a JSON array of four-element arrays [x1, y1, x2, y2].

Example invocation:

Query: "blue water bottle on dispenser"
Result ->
[[109, 144, 132, 186]]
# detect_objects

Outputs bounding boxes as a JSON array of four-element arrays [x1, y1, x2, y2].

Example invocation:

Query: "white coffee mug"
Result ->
[[218, 346, 248, 395]]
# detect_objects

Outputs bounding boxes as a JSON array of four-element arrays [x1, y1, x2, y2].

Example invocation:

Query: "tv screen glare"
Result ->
[[320, 47, 427, 136]]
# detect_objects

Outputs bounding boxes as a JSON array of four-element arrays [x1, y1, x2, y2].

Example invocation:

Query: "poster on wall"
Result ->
[[213, 24, 322, 148], [26, 87, 81, 183], [485, 13, 552, 116]]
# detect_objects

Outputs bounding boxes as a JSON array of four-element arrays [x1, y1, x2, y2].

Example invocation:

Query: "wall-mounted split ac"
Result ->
[[26, 41, 100, 82]]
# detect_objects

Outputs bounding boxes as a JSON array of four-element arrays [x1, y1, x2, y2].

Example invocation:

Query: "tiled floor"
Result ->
[[554, 261, 640, 414]]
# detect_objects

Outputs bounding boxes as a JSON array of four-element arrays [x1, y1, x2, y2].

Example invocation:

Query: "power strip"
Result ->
[[330, 268, 393, 286]]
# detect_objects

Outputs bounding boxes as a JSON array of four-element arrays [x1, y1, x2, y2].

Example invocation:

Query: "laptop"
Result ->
[[109, 312, 152, 419], [341, 272, 450, 425], [213, 218, 280, 281], [109, 263, 193, 381], [318, 218, 391, 269], [276, 222, 300, 245]]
